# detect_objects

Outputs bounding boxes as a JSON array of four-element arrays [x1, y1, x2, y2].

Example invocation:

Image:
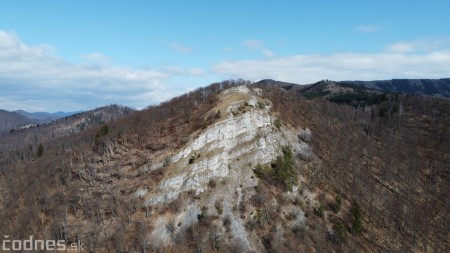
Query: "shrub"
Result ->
[[331, 195, 342, 213], [254, 163, 270, 177], [257, 101, 266, 109], [97, 124, 109, 137], [332, 220, 347, 244], [254, 146, 297, 191], [198, 206, 208, 222], [95, 124, 110, 144], [317, 205, 324, 218], [271, 146, 297, 191], [189, 153, 201, 164], [37, 143, 44, 157], [274, 118, 281, 129], [351, 201, 363, 234]]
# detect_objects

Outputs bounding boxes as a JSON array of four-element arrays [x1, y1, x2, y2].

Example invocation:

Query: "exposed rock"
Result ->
[[140, 85, 314, 249], [144, 86, 310, 206]]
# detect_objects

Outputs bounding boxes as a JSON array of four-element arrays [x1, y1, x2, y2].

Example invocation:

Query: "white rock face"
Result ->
[[150, 217, 171, 247], [144, 86, 310, 206], [220, 85, 251, 96], [141, 85, 315, 250], [298, 127, 312, 142], [133, 188, 148, 198]]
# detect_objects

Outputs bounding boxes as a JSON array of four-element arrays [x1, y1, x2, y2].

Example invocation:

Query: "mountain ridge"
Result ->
[[342, 78, 450, 98], [0, 109, 32, 133], [14, 109, 84, 122], [0, 80, 448, 252], [256, 78, 450, 99], [0, 104, 134, 155]]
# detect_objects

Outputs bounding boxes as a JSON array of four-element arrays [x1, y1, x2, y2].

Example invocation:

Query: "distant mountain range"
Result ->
[[342, 78, 450, 98], [14, 110, 84, 122], [1, 78, 448, 134], [256, 78, 450, 99], [0, 105, 134, 152], [0, 109, 32, 133], [0, 109, 83, 133]]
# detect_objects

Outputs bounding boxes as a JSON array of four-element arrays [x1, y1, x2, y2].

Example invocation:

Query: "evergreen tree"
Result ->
[[37, 143, 44, 157]]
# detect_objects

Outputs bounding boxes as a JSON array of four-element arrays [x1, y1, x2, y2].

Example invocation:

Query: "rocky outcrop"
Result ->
[[144, 86, 308, 206], [140, 85, 314, 249]]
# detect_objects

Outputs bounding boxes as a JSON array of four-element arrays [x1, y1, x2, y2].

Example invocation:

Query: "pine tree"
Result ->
[[37, 143, 44, 157], [352, 201, 363, 234]]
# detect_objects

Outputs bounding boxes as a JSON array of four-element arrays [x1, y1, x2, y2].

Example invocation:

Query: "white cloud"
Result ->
[[261, 49, 275, 58], [3, 30, 449, 112], [242, 39, 275, 58], [385, 37, 450, 54], [188, 67, 206, 76], [169, 42, 192, 54], [82, 52, 111, 65], [354, 25, 382, 33], [0, 31, 196, 112], [213, 38, 450, 84], [163, 66, 205, 76], [242, 39, 263, 50], [385, 42, 416, 54]]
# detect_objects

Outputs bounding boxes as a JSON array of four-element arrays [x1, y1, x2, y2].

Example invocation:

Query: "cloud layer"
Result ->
[[0, 31, 201, 111], [214, 38, 450, 84], [1, 30, 449, 112]]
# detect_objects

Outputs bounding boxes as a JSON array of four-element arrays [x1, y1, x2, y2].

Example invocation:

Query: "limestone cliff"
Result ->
[[137, 85, 312, 250]]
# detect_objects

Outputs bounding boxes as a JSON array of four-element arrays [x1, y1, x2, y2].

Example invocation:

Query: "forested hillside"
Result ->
[[259, 84, 449, 252], [0, 80, 448, 252], [0, 109, 32, 134]]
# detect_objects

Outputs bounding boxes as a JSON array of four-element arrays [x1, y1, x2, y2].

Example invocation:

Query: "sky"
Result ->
[[0, 0, 449, 112]]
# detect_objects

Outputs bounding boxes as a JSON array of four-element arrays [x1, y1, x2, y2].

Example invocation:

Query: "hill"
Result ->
[[255, 79, 302, 91], [345, 78, 450, 98], [299, 78, 450, 103], [14, 110, 84, 123], [0, 80, 448, 252], [0, 105, 134, 160], [0, 109, 33, 133]]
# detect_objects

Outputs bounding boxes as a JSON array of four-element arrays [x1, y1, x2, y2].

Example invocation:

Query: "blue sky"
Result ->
[[1, 0, 449, 112]]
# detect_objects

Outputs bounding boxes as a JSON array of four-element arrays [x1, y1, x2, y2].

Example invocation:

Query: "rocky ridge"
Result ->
[[138, 85, 313, 249]]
